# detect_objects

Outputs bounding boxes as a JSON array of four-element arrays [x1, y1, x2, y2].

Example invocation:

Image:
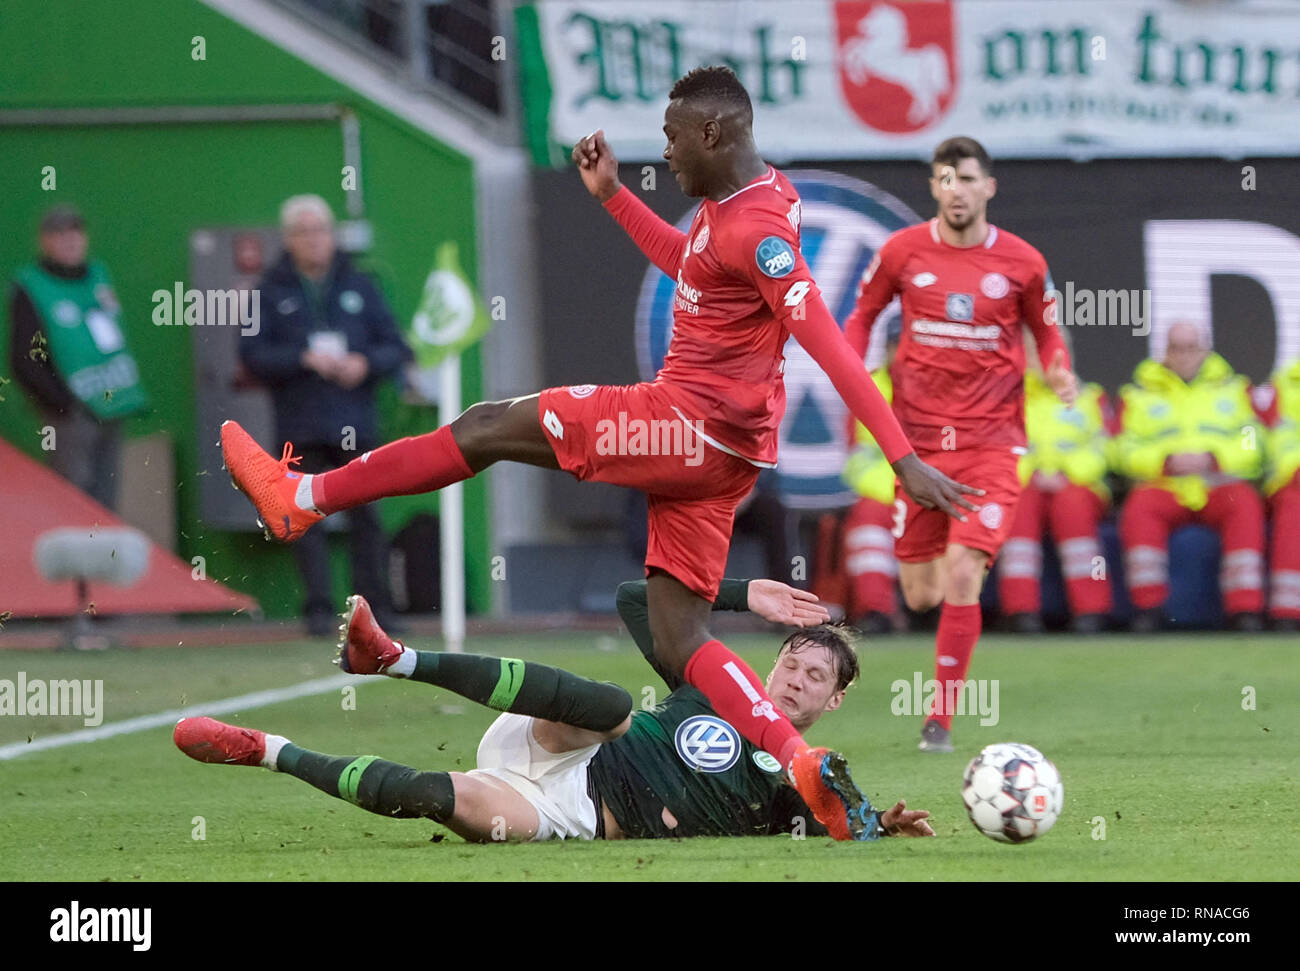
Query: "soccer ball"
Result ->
[[961, 742, 1064, 843]]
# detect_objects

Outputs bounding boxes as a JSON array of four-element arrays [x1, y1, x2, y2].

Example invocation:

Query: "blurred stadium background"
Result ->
[[3, 0, 1299, 643]]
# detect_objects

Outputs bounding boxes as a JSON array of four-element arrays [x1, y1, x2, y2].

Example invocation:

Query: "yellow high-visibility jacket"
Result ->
[[1116, 352, 1263, 510], [1264, 357, 1300, 496], [843, 368, 896, 505], [1019, 369, 1112, 501]]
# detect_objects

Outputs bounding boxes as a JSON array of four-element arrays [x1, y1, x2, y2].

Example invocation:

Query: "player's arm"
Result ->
[[732, 222, 982, 518], [843, 243, 902, 359], [573, 130, 686, 278], [615, 578, 830, 690], [1022, 261, 1077, 406]]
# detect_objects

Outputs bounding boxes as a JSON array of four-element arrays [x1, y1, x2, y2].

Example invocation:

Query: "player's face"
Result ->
[[662, 101, 708, 197], [930, 157, 995, 232], [765, 644, 845, 731]]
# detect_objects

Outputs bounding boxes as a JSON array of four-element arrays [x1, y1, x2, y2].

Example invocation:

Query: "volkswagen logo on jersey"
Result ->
[[636, 171, 922, 509], [674, 715, 742, 773]]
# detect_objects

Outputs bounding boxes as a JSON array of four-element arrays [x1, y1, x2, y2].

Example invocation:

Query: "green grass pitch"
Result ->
[[1, 631, 1295, 881]]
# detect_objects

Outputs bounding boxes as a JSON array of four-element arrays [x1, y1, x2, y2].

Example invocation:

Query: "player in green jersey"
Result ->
[[173, 583, 934, 841]]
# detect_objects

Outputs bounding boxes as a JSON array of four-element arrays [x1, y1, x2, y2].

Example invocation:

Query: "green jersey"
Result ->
[[587, 580, 827, 839]]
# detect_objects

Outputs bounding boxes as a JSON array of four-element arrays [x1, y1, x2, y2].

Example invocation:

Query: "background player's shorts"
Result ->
[[893, 447, 1023, 563], [538, 383, 759, 600], [467, 712, 601, 841]]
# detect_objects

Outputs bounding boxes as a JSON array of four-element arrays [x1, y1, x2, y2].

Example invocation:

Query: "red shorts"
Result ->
[[893, 447, 1023, 563], [538, 383, 759, 599]]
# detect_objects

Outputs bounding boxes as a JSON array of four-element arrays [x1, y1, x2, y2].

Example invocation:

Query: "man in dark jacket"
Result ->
[[241, 194, 412, 635], [8, 205, 150, 510]]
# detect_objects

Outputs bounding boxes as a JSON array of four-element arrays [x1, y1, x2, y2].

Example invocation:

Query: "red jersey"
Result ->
[[607, 167, 821, 467], [845, 219, 1068, 453]]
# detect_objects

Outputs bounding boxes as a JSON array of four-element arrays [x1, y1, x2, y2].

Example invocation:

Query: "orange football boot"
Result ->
[[220, 420, 323, 542], [789, 746, 883, 841], [174, 716, 267, 767]]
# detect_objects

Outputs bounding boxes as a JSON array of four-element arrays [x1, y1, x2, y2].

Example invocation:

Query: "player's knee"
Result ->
[[945, 552, 987, 600], [651, 629, 709, 676], [589, 681, 634, 733], [601, 712, 633, 741], [450, 399, 511, 459], [900, 579, 943, 612]]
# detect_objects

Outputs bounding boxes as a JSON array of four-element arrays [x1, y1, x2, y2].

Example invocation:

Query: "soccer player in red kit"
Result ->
[[219, 67, 978, 838], [844, 137, 1079, 753]]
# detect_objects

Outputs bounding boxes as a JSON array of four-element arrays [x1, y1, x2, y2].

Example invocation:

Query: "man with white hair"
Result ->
[[240, 194, 412, 636], [1116, 322, 1267, 632]]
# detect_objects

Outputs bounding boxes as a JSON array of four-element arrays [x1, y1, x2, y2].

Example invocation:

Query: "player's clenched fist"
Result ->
[[572, 129, 622, 203]]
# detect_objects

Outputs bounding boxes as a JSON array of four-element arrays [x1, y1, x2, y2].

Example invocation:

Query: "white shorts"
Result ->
[[466, 713, 602, 841]]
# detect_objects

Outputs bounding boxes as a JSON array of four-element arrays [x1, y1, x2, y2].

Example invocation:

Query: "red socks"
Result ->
[[684, 639, 806, 769], [929, 602, 982, 730], [314, 426, 473, 514]]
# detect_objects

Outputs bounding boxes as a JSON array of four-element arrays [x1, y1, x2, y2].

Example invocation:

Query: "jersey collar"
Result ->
[[714, 166, 777, 205], [929, 217, 998, 249]]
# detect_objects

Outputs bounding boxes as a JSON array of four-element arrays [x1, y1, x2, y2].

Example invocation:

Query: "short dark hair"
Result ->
[[932, 136, 993, 176], [669, 65, 753, 122], [778, 624, 860, 693]]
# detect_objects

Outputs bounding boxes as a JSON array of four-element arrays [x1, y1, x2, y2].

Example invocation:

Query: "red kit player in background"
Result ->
[[219, 67, 978, 839], [845, 137, 1079, 754]]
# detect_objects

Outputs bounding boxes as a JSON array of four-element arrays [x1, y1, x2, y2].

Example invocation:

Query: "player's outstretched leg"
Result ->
[[646, 573, 879, 840], [338, 594, 632, 733], [173, 716, 457, 822], [220, 395, 553, 543]]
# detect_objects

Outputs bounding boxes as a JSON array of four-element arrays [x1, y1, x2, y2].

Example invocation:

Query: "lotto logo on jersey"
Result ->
[[674, 715, 741, 773], [755, 236, 796, 278]]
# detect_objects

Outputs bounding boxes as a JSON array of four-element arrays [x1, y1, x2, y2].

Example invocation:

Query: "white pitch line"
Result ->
[[0, 672, 364, 761]]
